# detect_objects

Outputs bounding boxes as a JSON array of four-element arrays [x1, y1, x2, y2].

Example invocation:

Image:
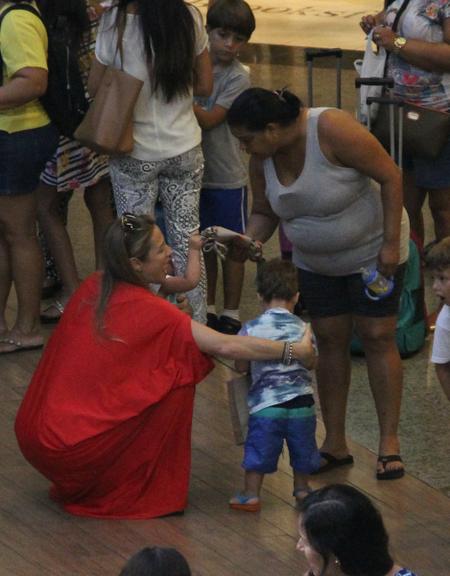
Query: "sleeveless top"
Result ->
[[263, 108, 410, 276]]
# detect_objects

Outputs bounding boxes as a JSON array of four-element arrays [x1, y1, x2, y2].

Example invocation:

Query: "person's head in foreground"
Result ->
[[297, 484, 396, 576], [119, 546, 191, 576], [256, 258, 299, 307]]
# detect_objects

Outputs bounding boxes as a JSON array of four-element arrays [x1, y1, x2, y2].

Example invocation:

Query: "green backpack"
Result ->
[[351, 238, 427, 358]]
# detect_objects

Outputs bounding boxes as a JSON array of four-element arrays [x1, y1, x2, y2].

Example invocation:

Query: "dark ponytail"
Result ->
[[228, 87, 303, 131]]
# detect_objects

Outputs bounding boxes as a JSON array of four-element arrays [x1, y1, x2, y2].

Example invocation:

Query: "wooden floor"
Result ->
[[1, 348, 450, 575], [1, 2, 450, 573]]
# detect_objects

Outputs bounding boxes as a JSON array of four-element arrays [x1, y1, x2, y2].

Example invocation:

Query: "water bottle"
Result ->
[[360, 266, 394, 301]]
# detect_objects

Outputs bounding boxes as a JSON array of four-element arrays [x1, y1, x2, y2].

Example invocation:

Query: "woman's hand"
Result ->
[[293, 324, 317, 370], [228, 235, 263, 262], [360, 14, 378, 35], [372, 25, 398, 52], [377, 241, 400, 277]]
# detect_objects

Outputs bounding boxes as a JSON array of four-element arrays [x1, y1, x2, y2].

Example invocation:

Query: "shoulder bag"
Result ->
[[74, 13, 143, 155]]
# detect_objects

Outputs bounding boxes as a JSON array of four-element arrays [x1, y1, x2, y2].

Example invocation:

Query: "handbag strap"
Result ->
[[382, 0, 411, 82], [391, 0, 411, 32], [115, 9, 126, 71], [391, 0, 410, 32]]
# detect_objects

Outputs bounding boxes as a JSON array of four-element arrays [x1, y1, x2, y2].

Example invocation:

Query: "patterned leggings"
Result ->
[[110, 145, 206, 323]]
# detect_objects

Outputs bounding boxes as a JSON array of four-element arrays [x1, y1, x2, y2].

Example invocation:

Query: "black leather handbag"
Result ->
[[373, 101, 450, 159]]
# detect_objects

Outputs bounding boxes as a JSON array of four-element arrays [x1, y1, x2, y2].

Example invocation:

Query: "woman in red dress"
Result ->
[[15, 214, 315, 519]]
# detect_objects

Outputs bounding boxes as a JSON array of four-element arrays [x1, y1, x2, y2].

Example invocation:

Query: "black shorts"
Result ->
[[298, 264, 406, 319]]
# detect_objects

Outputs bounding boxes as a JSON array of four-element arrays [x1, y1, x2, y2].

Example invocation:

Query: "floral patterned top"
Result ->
[[385, 0, 450, 111]]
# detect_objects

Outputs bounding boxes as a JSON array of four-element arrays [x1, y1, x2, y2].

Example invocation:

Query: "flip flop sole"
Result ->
[[229, 501, 261, 512]]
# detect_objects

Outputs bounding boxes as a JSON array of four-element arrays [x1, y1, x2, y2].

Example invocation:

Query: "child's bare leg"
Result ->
[[243, 470, 264, 496], [293, 471, 312, 502], [229, 470, 263, 512], [223, 258, 245, 311]]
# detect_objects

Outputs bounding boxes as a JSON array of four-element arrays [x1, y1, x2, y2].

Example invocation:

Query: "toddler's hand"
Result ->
[[188, 232, 205, 251], [176, 294, 193, 317]]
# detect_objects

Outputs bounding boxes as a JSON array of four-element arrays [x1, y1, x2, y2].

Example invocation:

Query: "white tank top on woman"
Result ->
[[95, 6, 208, 162], [263, 108, 410, 276]]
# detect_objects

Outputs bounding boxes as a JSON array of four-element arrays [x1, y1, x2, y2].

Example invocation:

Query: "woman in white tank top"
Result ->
[[228, 87, 409, 481]]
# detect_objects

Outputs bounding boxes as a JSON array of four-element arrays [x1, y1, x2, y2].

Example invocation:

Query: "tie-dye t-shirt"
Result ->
[[238, 308, 313, 414], [385, 0, 450, 111]]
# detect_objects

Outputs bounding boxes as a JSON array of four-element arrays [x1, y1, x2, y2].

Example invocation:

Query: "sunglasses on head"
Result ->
[[121, 213, 144, 232]]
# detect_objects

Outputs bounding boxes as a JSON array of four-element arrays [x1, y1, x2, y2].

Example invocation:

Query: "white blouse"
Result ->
[[95, 5, 208, 161]]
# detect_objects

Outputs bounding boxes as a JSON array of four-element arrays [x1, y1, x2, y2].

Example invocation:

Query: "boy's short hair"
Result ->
[[256, 258, 298, 303], [206, 0, 256, 40], [426, 237, 450, 270]]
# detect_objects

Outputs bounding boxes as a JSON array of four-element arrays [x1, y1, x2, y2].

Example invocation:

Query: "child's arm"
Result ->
[[430, 309, 450, 401], [435, 363, 450, 401], [194, 102, 228, 130], [194, 66, 251, 129], [160, 234, 204, 295]]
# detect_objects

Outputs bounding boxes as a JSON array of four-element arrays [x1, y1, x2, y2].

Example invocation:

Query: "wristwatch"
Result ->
[[393, 36, 407, 53]]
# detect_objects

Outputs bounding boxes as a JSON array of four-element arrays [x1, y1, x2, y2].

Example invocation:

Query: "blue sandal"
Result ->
[[229, 492, 261, 512]]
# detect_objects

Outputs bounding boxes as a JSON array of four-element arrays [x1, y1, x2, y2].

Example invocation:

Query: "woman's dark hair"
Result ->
[[96, 214, 155, 333], [207, 0, 255, 40], [119, 547, 191, 576], [227, 87, 303, 131], [37, 0, 90, 43], [116, 0, 196, 102], [299, 484, 394, 576], [256, 258, 298, 303]]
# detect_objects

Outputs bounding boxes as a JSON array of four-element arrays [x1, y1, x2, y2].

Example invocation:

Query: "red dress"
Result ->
[[15, 274, 213, 519]]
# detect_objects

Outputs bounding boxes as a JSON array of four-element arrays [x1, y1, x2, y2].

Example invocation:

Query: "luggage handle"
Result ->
[[355, 77, 394, 88], [305, 48, 343, 109], [305, 48, 343, 61], [366, 96, 404, 167]]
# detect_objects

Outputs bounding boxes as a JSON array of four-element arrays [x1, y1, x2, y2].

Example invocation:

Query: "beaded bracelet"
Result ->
[[282, 341, 294, 365]]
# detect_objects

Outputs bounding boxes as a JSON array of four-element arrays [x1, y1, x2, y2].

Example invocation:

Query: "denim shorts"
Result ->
[[0, 123, 58, 196], [298, 264, 406, 319], [243, 405, 321, 474]]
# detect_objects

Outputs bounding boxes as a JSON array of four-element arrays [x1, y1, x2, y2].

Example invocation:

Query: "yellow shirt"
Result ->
[[0, 1, 50, 133]]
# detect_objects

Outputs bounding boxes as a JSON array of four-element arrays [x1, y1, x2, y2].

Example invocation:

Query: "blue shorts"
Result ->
[[404, 137, 450, 189], [200, 186, 247, 233], [243, 405, 321, 474], [0, 123, 58, 196], [298, 264, 406, 319]]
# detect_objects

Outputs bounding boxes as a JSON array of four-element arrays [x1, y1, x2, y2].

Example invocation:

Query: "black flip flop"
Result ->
[[311, 451, 354, 475], [376, 455, 405, 480]]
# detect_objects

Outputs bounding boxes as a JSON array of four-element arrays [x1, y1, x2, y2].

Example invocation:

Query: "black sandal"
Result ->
[[311, 452, 354, 475], [376, 455, 405, 480]]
